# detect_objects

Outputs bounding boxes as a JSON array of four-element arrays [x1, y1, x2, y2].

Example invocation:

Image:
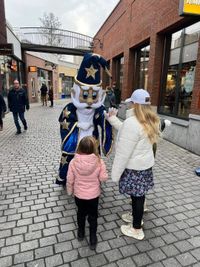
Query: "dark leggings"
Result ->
[[131, 195, 145, 229], [0, 114, 3, 127], [75, 196, 99, 234]]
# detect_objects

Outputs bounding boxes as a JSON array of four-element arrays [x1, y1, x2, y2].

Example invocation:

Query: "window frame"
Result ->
[[158, 24, 199, 120]]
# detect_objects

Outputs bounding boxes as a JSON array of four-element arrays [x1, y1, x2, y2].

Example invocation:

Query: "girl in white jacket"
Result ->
[[106, 89, 160, 240]]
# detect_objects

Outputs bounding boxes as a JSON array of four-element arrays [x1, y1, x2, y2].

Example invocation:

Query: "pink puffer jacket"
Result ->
[[67, 153, 108, 200]]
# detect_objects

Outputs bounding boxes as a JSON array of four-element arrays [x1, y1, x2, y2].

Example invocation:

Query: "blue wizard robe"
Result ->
[[56, 103, 113, 185]]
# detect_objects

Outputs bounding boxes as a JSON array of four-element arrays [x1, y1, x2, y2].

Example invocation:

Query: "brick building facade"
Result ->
[[0, 0, 6, 44], [25, 53, 59, 103], [94, 0, 200, 154]]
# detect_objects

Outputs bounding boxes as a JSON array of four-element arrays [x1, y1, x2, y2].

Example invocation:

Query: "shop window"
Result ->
[[119, 57, 124, 92], [62, 76, 74, 96], [114, 55, 124, 92], [159, 22, 200, 118], [134, 44, 150, 90], [31, 78, 36, 97], [38, 68, 52, 90], [102, 60, 110, 87]]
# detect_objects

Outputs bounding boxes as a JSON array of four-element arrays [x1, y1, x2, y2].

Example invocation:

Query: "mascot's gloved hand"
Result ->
[[160, 119, 171, 132], [104, 107, 118, 120], [164, 119, 171, 127], [77, 122, 93, 130]]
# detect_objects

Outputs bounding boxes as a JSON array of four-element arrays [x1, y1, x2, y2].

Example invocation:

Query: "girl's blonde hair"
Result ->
[[133, 103, 160, 144], [77, 136, 99, 157]]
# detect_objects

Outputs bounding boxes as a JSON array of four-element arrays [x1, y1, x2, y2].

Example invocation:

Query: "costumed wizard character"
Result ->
[[56, 53, 113, 185]]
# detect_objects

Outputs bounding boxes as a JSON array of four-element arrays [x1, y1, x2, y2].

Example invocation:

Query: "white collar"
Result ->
[[126, 108, 135, 119]]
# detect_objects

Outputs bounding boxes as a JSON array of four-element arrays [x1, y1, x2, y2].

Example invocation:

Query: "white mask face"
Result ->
[[71, 83, 106, 109]]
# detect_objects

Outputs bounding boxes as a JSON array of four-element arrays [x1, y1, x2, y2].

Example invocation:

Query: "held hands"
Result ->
[[104, 107, 118, 120], [67, 188, 73, 196]]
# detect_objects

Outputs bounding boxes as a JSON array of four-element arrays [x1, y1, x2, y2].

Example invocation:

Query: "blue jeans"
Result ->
[[13, 112, 27, 132]]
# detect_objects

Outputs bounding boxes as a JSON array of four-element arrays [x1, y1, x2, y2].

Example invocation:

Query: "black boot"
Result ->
[[89, 231, 97, 250], [55, 178, 65, 186], [88, 215, 98, 250], [77, 228, 85, 241], [15, 130, 21, 135], [77, 212, 86, 242]]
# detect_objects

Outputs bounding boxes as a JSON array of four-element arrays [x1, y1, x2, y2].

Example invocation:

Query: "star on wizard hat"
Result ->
[[75, 53, 112, 86]]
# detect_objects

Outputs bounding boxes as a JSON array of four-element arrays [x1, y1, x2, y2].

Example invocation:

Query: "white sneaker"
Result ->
[[121, 213, 144, 226], [121, 225, 144, 240], [121, 212, 132, 223], [144, 201, 149, 212]]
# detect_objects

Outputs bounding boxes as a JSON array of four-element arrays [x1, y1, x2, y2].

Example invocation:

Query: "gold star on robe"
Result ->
[[63, 110, 71, 118], [61, 119, 69, 130], [85, 65, 98, 79], [61, 155, 68, 166]]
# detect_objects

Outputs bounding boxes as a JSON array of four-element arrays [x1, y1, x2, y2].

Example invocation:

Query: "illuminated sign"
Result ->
[[179, 0, 200, 15], [29, 66, 37, 72]]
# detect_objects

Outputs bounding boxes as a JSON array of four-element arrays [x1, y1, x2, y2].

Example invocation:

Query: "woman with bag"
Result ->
[[0, 93, 7, 131], [106, 89, 160, 240]]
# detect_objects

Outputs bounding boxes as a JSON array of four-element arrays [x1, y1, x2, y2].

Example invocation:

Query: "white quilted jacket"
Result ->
[[108, 109, 155, 182]]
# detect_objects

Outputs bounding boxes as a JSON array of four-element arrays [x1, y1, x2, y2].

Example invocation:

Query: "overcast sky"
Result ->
[[5, 0, 119, 37]]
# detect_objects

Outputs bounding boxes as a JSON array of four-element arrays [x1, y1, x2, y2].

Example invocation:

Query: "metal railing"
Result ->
[[14, 27, 93, 50]]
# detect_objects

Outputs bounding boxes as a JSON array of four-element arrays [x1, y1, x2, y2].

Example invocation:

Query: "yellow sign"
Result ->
[[179, 0, 200, 15], [29, 66, 37, 72]]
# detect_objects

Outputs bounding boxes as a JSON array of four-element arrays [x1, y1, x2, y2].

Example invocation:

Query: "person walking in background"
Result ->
[[0, 93, 7, 131], [104, 86, 116, 111], [8, 79, 29, 135], [48, 87, 54, 107], [112, 81, 121, 107], [67, 136, 108, 250], [106, 89, 160, 240], [40, 83, 48, 106]]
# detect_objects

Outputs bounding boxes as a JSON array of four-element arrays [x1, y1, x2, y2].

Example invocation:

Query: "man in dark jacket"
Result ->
[[40, 83, 48, 106], [112, 81, 121, 107], [8, 79, 29, 135], [0, 93, 7, 131], [48, 87, 54, 107]]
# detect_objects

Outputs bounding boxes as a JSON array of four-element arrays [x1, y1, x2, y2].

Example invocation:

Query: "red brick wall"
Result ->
[[94, 0, 200, 114], [25, 53, 59, 103], [0, 0, 6, 44]]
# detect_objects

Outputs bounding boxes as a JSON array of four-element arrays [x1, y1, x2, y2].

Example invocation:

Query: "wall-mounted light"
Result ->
[[89, 38, 103, 50]]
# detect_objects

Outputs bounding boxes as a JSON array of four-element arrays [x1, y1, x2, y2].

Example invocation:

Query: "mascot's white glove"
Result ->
[[77, 122, 93, 130], [104, 107, 118, 120], [164, 119, 171, 127]]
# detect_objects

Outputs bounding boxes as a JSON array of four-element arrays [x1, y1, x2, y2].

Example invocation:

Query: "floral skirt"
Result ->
[[119, 168, 154, 197]]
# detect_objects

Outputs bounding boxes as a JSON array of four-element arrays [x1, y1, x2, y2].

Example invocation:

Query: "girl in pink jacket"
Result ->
[[67, 136, 108, 250]]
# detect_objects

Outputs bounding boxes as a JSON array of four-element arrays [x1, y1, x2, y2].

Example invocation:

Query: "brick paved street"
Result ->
[[1, 101, 200, 267]]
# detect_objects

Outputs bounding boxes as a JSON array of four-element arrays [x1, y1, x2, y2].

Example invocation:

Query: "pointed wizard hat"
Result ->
[[75, 53, 112, 86]]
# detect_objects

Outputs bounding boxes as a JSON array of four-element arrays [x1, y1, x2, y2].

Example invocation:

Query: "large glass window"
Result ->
[[134, 45, 150, 90], [119, 56, 124, 91], [62, 76, 74, 96], [159, 22, 200, 118], [102, 60, 110, 87], [37, 68, 52, 90], [31, 78, 36, 97], [114, 55, 124, 92]]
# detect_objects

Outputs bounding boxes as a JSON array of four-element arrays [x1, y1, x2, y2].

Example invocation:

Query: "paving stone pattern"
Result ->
[[0, 101, 200, 267]]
